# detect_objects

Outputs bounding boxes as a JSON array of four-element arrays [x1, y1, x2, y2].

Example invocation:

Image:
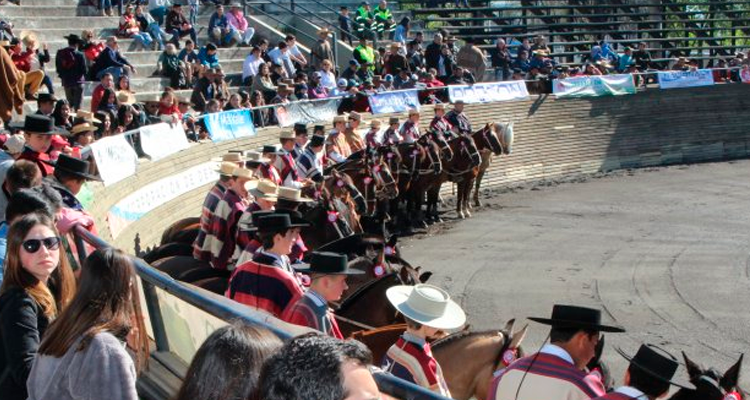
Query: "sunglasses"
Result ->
[[22, 237, 62, 253]]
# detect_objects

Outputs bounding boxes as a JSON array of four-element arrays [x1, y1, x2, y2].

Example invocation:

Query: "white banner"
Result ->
[[89, 134, 139, 186], [139, 123, 190, 161], [657, 69, 715, 89], [448, 80, 529, 104], [106, 162, 219, 238], [553, 74, 637, 98]]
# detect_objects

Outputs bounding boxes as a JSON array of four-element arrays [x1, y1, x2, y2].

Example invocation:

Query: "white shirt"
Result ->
[[539, 344, 575, 365], [319, 70, 337, 89], [614, 386, 648, 399], [148, 0, 171, 11], [242, 54, 264, 79]]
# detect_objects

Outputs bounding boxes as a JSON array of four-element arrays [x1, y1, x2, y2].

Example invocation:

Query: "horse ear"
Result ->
[[720, 354, 743, 391], [509, 324, 529, 349], [418, 271, 432, 283], [503, 319, 516, 334], [683, 352, 703, 379]]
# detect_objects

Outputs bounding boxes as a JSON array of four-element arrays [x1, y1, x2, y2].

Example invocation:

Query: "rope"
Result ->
[[333, 314, 377, 331]]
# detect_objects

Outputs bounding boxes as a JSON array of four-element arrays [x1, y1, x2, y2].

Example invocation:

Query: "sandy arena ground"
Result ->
[[401, 160, 750, 388]]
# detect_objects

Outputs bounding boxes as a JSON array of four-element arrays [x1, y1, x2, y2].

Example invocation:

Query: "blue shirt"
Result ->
[[0, 222, 8, 286]]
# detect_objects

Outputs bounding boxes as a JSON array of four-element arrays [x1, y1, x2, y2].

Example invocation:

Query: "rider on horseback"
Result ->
[[327, 115, 352, 164], [445, 100, 472, 136], [429, 103, 454, 138], [382, 116, 403, 146], [400, 109, 421, 143]]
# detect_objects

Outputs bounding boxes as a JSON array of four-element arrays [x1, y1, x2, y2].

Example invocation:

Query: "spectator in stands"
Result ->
[[116, 75, 136, 106], [209, 5, 236, 47], [0, 186, 56, 278], [600, 40, 619, 64], [584, 62, 603, 76], [158, 90, 181, 121], [27, 248, 147, 400], [136, 5, 169, 51], [80, 30, 105, 66], [437, 45, 455, 80], [672, 57, 689, 71], [161, 43, 187, 88], [90, 36, 136, 82], [242, 46, 264, 85], [260, 334, 379, 400], [353, 37, 376, 71], [166, 3, 197, 48], [406, 40, 424, 71], [250, 90, 270, 127], [530, 35, 550, 54], [713, 59, 730, 83], [394, 17, 410, 46], [384, 42, 409, 75], [35, 93, 56, 117], [268, 41, 296, 79], [56, 34, 87, 111], [227, 3, 255, 47], [8, 38, 45, 99], [90, 72, 115, 113], [212, 67, 231, 103], [490, 38, 512, 81], [310, 28, 334, 72], [373, 0, 395, 39], [318, 59, 337, 90], [223, 93, 242, 110], [590, 45, 604, 63], [198, 42, 221, 70], [354, 2, 376, 40], [356, 61, 374, 83], [178, 39, 199, 85], [22, 34, 53, 96], [115, 105, 139, 133], [270, 83, 293, 106], [341, 59, 360, 82], [425, 33, 443, 72], [0, 159, 42, 222], [285, 35, 308, 71], [148, 0, 172, 27], [512, 49, 530, 73], [529, 50, 555, 75], [308, 72, 329, 99], [97, 88, 119, 121], [445, 65, 475, 85], [45, 154, 101, 212], [329, 78, 348, 97], [617, 47, 634, 73], [633, 42, 651, 71], [339, 6, 354, 45], [174, 324, 282, 400], [270, 63, 286, 84], [118, 4, 154, 50], [456, 37, 487, 81], [52, 100, 73, 130], [15, 115, 64, 177], [0, 212, 75, 400], [251, 63, 276, 104], [94, 111, 113, 138]]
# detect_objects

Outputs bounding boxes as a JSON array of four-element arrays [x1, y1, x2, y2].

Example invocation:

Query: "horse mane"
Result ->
[[337, 272, 399, 312], [432, 329, 505, 348]]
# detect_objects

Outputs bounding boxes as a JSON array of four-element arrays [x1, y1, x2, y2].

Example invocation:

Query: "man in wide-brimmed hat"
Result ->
[[382, 284, 467, 396], [381, 116, 402, 146], [204, 166, 256, 271], [34, 93, 56, 117], [310, 27, 334, 71], [296, 134, 325, 182], [193, 161, 239, 263], [399, 108, 421, 143], [291, 123, 308, 159], [284, 251, 363, 338], [445, 99, 471, 136], [591, 344, 694, 400], [68, 121, 97, 153], [490, 304, 625, 400], [344, 111, 367, 153], [257, 144, 283, 185], [429, 103, 453, 137], [327, 115, 352, 164], [226, 213, 309, 317], [14, 115, 69, 177], [43, 153, 101, 210], [276, 131, 303, 189], [56, 33, 87, 111], [364, 119, 382, 148]]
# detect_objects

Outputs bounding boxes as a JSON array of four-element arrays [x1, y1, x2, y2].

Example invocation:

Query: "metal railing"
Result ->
[[72, 224, 454, 400]]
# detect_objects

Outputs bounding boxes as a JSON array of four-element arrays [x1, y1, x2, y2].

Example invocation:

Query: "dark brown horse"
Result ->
[[350, 319, 529, 400], [470, 123, 505, 208], [160, 216, 201, 246], [328, 151, 399, 215], [424, 135, 482, 221], [344, 253, 431, 300], [669, 353, 744, 400], [334, 272, 406, 337]]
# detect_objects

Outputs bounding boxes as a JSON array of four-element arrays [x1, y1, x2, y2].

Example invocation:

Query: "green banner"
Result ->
[[553, 74, 636, 98]]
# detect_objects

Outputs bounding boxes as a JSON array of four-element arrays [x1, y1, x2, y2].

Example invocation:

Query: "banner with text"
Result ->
[[106, 162, 219, 238], [276, 98, 343, 127], [369, 90, 420, 114], [657, 69, 715, 89], [448, 80, 530, 104], [204, 109, 256, 141], [139, 123, 190, 161], [89, 134, 139, 186], [553, 74, 636, 98]]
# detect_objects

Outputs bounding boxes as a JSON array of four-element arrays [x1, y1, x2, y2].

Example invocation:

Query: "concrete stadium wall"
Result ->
[[87, 84, 750, 253]]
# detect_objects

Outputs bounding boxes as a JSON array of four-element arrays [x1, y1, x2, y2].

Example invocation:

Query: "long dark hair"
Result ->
[[174, 323, 282, 400], [0, 213, 75, 319], [52, 99, 72, 128], [38, 248, 148, 372]]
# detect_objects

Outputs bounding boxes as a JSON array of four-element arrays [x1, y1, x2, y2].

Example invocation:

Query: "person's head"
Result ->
[[135, 4, 144, 14], [66, 34, 80, 47], [416, 31, 424, 41], [349, 59, 359, 71], [81, 29, 95, 42], [518, 50, 528, 60], [638, 41, 647, 50], [260, 334, 378, 400], [5, 160, 42, 193], [0, 213, 75, 319], [37, 248, 148, 372], [52, 99, 71, 122], [440, 44, 451, 56], [303, 252, 358, 303], [333, 115, 346, 131], [117, 104, 135, 128], [37, 95, 56, 115], [206, 99, 221, 113], [625, 362, 670, 399], [277, 41, 288, 53], [251, 45, 261, 58], [5, 187, 55, 224], [185, 39, 195, 51], [257, 214, 301, 255], [359, 37, 368, 47], [379, 0, 387, 8], [620, 344, 690, 399], [101, 72, 114, 89], [250, 90, 265, 106], [548, 326, 601, 368], [259, 62, 270, 76], [285, 34, 297, 46], [434, 104, 445, 117], [496, 38, 506, 48], [624, 47, 633, 55], [206, 42, 218, 56], [341, 6, 349, 15], [433, 32, 443, 44], [175, 323, 282, 400], [72, 126, 96, 147], [228, 93, 241, 109], [24, 128, 52, 153], [321, 59, 333, 72], [215, 4, 224, 15], [408, 109, 419, 122], [259, 38, 269, 51], [106, 35, 118, 50], [348, 112, 362, 128], [95, 111, 111, 135]]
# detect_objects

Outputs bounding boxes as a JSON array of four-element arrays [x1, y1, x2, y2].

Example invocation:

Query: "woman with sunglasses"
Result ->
[[0, 213, 76, 400], [26, 248, 148, 400]]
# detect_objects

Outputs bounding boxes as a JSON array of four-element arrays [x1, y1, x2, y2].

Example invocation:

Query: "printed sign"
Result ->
[[106, 162, 218, 238], [89, 134, 139, 186], [369, 90, 420, 114], [203, 109, 256, 141], [657, 69, 715, 89], [139, 123, 190, 161], [448, 81, 530, 104], [553, 74, 636, 98], [276, 98, 343, 127]]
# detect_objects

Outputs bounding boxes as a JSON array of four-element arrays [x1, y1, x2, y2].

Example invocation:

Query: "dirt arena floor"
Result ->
[[401, 159, 750, 388]]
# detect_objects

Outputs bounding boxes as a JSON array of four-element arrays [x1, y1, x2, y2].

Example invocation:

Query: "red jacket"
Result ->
[[90, 84, 107, 112], [11, 49, 35, 72]]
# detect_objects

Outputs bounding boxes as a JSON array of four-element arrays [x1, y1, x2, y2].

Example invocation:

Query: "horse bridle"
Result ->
[[483, 124, 503, 155], [492, 330, 520, 373]]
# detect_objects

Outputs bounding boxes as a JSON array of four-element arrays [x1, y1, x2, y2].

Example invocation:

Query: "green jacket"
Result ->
[[374, 6, 392, 22]]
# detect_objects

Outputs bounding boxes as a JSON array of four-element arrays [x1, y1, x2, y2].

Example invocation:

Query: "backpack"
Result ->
[[58, 48, 77, 71]]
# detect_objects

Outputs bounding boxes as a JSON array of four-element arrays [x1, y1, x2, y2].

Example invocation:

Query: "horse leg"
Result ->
[[463, 178, 474, 218], [456, 180, 466, 219], [473, 167, 487, 208]]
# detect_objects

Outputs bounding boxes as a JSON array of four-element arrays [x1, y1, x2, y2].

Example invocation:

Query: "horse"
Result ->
[[669, 353, 744, 400], [470, 123, 505, 208], [300, 170, 366, 250], [344, 253, 432, 300], [334, 272, 406, 337], [349, 319, 529, 400], [160, 216, 201, 246], [424, 135, 482, 221], [328, 150, 399, 217]]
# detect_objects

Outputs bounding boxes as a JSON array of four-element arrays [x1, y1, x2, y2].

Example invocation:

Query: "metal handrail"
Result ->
[[241, 0, 320, 45], [288, 0, 380, 43], [72, 224, 453, 400]]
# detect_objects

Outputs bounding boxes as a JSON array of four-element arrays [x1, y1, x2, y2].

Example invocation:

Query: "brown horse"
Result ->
[[350, 319, 529, 400], [344, 254, 431, 300], [160, 216, 201, 246], [472, 122, 512, 207], [424, 135, 482, 221], [328, 151, 399, 216], [669, 353, 744, 400], [334, 272, 406, 337]]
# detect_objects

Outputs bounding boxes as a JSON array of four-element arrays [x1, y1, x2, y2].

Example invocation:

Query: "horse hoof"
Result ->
[[465, 210, 472, 218], [474, 200, 482, 208], [457, 211, 465, 219]]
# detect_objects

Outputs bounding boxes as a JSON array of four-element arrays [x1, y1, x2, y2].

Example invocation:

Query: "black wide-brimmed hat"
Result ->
[[10, 115, 69, 136], [44, 154, 102, 181], [528, 304, 625, 333], [294, 251, 363, 275], [308, 134, 325, 147], [293, 123, 308, 134], [256, 213, 307, 233], [274, 209, 311, 227], [616, 344, 695, 389], [238, 209, 275, 232], [260, 144, 284, 155]]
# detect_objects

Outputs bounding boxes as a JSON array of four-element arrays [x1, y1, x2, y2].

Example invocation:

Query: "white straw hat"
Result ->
[[386, 284, 466, 330]]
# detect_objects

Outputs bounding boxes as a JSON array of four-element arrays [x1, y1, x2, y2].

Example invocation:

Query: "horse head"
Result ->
[[418, 136, 443, 174], [493, 121, 515, 155], [478, 122, 503, 155], [368, 153, 399, 200], [327, 169, 367, 215], [495, 318, 529, 372], [428, 130, 454, 161], [669, 353, 744, 400], [456, 135, 482, 168]]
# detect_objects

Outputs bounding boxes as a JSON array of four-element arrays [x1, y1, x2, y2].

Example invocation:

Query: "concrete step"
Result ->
[[0, 4, 100, 17], [7, 16, 123, 30], [48, 46, 252, 65], [2, 0, 81, 6], [43, 72, 245, 97]]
